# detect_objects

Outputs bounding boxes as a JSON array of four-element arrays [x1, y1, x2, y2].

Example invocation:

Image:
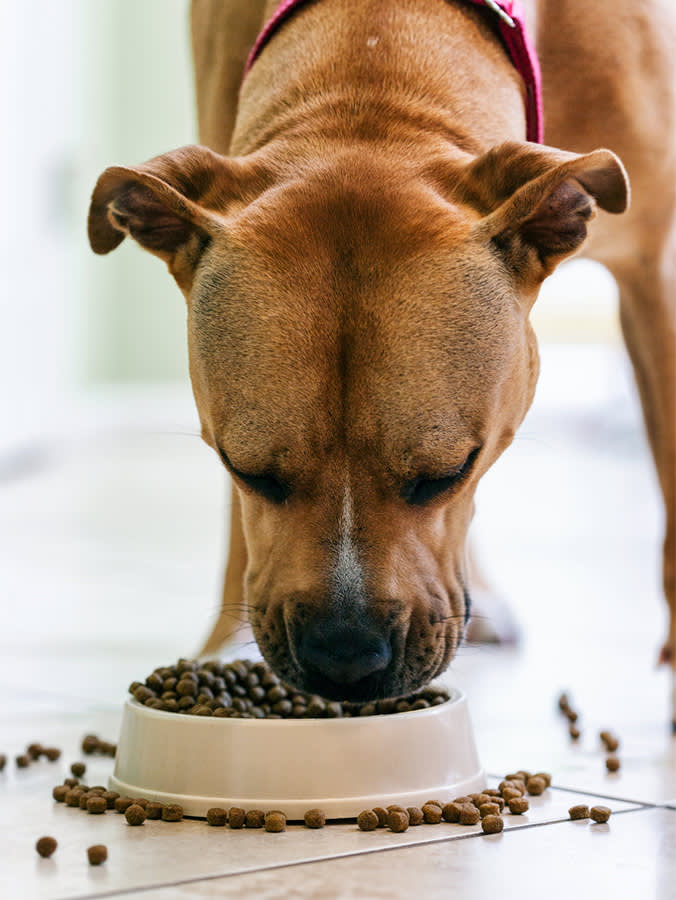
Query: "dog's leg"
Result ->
[[199, 486, 250, 656], [609, 241, 676, 725], [190, 0, 268, 153]]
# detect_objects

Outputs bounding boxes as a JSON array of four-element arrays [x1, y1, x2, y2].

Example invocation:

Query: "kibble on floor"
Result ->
[[35, 836, 57, 858], [87, 845, 108, 866]]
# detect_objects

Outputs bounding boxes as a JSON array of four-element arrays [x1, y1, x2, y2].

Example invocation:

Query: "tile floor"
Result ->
[[1, 344, 674, 899]]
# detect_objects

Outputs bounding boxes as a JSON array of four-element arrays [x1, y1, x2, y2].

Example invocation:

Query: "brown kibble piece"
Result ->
[[245, 809, 265, 828], [508, 797, 530, 814], [52, 785, 69, 802], [458, 806, 481, 825], [125, 804, 146, 825], [65, 789, 84, 807], [70, 762, 86, 777], [304, 809, 326, 828], [63, 777, 79, 788], [102, 791, 120, 809], [501, 787, 522, 802], [206, 807, 227, 826], [0, 754, 6, 771], [423, 799, 443, 809], [228, 807, 245, 828], [27, 743, 43, 759], [87, 796, 107, 814], [44, 748, 61, 761], [421, 803, 442, 824], [87, 844, 107, 866], [81, 734, 100, 754], [481, 814, 504, 834], [569, 804, 590, 820], [526, 776, 546, 796], [479, 802, 501, 818], [442, 802, 463, 823], [146, 801, 164, 819], [162, 804, 183, 822], [590, 806, 611, 823], [569, 724, 581, 740], [114, 796, 135, 813], [407, 807, 424, 826], [388, 810, 409, 832], [264, 811, 286, 832], [534, 772, 552, 787], [469, 793, 491, 808], [357, 809, 379, 831], [565, 709, 578, 723], [372, 807, 388, 827], [558, 691, 570, 711], [605, 755, 621, 772], [36, 836, 57, 858], [16, 755, 30, 769]]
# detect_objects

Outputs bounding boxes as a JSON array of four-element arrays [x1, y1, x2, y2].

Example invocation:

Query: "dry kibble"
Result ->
[[372, 807, 388, 828], [558, 692, 570, 711], [162, 804, 183, 822], [569, 804, 590, 820], [501, 787, 523, 802], [421, 803, 442, 824], [264, 811, 286, 832], [479, 803, 501, 818], [70, 762, 86, 777], [565, 709, 579, 723], [406, 807, 424, 826], [508, 797, 530, 814], [52, 785, 69, 803], [86, 796, 107, 814], [357, 809, 379, 831], [469, 793, 491, 808], [44, 748, 61, 762], [304, 809, 326, 829], [228, 807, 246, 828], [534, 772, 552, 787], [146, 802, 164, 820], [102, 791, 120, 809], [63, 777, 79, 788], [133, 798, 149, 809], [114, 796, 135, 814], [387, 810, 409, 832], [481, 815, 504, 834], [600, 731, 620, 752], [526, 776, 546, 796], [0, 754, 6, 771], [458, 806, 481, 826], [125, 804, 146, 826], [569, 724, 581, 741], [87, 844, 107, 866], [81, 735, 100, 755], [606, 755, 621, 772], [245, 809, 266, 828], [16, 755, 30, 769], [423, 799, 443, 809], [442, 802, 463, 823], [27, 743, 43, 760], [65, 789, 85, 807], [590, 806, 611, 824], [35, 836, 57, 858], [206, 807, 227, 826], [79, 793, 94, 809]]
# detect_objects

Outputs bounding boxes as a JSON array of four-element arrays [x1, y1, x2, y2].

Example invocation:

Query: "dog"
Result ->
[[88, 0, 676, 713]]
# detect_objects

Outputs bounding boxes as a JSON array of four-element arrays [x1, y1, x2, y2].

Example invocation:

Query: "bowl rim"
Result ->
[[125, 685, 462, 727]]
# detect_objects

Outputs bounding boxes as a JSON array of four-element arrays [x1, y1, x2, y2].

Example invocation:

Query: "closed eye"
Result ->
[[217, 448, 291, 504], [402, 447, 480, 506]]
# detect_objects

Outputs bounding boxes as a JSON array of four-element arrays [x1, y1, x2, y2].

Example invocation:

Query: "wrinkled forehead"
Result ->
[[189, 225, 523, 456]]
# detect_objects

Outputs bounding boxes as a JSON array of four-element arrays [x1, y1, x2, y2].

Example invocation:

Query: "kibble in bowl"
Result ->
[[109, 659, 485, 821]]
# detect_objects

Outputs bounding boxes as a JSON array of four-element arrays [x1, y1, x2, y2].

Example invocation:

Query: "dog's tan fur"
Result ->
[[89, 0, 675, 703]]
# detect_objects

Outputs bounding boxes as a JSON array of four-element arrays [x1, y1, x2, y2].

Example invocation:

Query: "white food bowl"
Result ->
[[110, 688, 484, 819]]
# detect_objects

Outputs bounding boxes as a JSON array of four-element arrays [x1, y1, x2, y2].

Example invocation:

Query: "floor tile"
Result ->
[[95, 807, 675, 900]]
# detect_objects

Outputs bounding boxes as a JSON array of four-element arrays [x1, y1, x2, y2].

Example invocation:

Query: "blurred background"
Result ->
[[0, 1, 666, 708]]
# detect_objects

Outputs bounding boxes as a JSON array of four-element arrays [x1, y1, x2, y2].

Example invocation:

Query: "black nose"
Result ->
[[299, 615, 392, 690]]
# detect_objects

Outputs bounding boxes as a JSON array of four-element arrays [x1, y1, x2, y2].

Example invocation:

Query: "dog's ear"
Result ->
[[88, 145, 267, 287], [455, 142, 629, 279]]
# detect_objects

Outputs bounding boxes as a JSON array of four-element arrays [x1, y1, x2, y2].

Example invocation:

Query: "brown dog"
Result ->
[[88, 0, 676, 709]]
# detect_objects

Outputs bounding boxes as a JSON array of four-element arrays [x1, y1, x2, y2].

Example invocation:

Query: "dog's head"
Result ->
[[89, 141, 627, 700]]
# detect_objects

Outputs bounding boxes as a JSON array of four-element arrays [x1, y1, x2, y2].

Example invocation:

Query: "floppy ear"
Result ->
[[88, 145, 266, 287], [458, 142, 629, 279]]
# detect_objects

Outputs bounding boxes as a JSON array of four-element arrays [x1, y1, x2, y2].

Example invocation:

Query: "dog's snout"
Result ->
[[299, 615, 392, 691]]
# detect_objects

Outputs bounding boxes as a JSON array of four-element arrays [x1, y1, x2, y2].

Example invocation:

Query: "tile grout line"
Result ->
[[52, 806, 660, 900]]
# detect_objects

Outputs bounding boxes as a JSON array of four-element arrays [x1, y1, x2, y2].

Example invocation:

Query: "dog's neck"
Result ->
[[231, 0, 529, 164]]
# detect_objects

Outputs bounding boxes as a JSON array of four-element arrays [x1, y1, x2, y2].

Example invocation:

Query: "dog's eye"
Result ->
[[217, 448, 291, 504], [403, 447, 480, 506], [236, 471, 291, 504]]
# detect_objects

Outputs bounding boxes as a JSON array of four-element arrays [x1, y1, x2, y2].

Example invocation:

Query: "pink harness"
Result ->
[[244, 0, 543, 143]]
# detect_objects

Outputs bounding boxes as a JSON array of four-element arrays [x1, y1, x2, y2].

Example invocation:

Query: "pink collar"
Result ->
[[243, 0, 543, 143]]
